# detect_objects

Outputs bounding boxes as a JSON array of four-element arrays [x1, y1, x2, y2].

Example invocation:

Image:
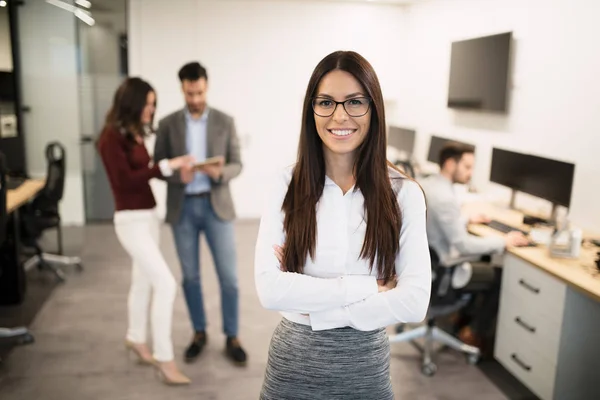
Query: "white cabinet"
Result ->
[[495, 254, 566, 400]]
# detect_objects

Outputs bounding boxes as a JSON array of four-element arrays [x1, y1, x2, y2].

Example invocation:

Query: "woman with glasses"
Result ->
[[254, 51, 432, 399]]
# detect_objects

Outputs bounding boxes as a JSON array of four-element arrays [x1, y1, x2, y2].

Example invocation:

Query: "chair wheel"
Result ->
[[421, 362, 437, 377], [467, 354, 480, 365], [75, 263, 83, 272]]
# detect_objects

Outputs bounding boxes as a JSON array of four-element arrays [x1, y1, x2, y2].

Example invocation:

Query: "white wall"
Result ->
[[18, 0, 84, 225], [0, 8, 12, 71], [129, 0, 407, 219], [397, 0, 600, 231]]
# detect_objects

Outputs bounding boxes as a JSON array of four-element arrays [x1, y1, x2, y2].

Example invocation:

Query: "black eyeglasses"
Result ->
[[312, 97, 372, 117]]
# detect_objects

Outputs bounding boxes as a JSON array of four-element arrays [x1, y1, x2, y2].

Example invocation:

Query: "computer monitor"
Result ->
[[426, 135, 476, 164], [387, 126, 416, 159], [490, 147, 575, 215]]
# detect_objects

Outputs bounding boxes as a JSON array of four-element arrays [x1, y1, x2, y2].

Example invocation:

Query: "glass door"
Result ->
[[77, 0, 127, 222]]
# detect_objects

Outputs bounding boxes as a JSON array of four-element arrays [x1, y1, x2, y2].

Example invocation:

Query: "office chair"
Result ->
[[389, 247, 481, 376], [0, 151, 35, 350], [394, 160, 416, 178], [20, 142, 82, 282]]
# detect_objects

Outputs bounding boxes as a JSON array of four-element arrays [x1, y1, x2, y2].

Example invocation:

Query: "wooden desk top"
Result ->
[[465, 201, 600, 302], [6, 179, 45, 213]]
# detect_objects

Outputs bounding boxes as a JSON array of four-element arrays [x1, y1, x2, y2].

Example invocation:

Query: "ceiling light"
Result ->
[[46, 0, 75, 13], [75, 0, 91, 8], [0, 1, 7, 8]]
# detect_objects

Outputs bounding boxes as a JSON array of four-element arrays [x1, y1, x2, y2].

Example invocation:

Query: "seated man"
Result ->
[[419, 142, 529, 349]]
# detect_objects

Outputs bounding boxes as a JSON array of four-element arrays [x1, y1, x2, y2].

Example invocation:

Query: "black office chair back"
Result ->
[[428, 246, 461, 307], [395, 160, 415, 178], [0, 151, 8, 245], [42, 142, 66, 203]]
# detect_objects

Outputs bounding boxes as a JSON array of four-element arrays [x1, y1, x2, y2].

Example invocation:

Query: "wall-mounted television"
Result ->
[[447, 32, 512, 113]]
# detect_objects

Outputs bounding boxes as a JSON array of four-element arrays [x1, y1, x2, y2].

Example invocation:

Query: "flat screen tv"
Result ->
[[447, 32, 512, 112]]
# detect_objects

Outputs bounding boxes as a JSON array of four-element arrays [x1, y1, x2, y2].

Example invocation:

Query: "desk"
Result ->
[[465, 202, 600, 400], [7, 180, 45, 213]]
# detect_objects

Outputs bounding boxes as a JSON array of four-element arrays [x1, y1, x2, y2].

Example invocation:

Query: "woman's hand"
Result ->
[[168, 155, 195, 170], [377, 276, 398, 293], [273, 244, 284, 266]]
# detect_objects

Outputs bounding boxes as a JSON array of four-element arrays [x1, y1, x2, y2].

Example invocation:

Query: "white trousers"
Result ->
[[114, 209, 176, 362]]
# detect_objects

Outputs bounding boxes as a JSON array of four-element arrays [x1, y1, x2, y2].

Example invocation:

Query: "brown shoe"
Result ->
[[458, 326, 482, 348]]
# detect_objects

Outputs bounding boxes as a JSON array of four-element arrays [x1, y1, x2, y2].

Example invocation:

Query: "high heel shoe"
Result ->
[[152, 359, 191, 386], [125, 340, 155, 366]]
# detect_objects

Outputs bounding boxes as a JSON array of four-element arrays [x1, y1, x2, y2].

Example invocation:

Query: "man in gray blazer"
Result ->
[[154, 62, 246, 365]]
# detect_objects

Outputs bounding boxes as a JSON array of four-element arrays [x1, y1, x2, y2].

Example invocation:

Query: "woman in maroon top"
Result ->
[[97, 77, 192, 385]]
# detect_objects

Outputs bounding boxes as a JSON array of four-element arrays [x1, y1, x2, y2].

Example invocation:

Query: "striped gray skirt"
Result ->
[[260, 318, 394, 400]]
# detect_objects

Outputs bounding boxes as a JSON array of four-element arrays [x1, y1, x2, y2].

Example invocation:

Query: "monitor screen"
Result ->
[[490, 148, 575, 208], [387, 126, 416, 157], [0, 71, 15, 102], [427, 135, 475, 164], [447, 32, 512, 112]]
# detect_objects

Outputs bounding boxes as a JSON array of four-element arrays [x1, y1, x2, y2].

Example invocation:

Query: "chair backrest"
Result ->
[[30, 142, 66, 214], [0, 150, 8, 246], [395, 160, 416, 179], [42, 142, 66, 202], [428, 246, 462, 308]]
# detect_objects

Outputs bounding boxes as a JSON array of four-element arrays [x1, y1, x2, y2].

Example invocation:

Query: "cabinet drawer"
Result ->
[[502, 254, 566, 321], [495, 322, 556, 400], [497, 299, 561, 366]]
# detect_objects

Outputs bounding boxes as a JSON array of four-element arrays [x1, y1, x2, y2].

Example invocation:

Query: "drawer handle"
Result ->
[[518, 279, 540, 294], [515, 317, 536, 333], [511, 353, 532, 372]]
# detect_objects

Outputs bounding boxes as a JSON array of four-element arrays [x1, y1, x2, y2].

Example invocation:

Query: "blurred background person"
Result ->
[[97, 77, 193, 385]]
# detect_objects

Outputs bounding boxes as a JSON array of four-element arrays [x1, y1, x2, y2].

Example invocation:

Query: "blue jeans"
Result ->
[[172, 196, 239, 337]]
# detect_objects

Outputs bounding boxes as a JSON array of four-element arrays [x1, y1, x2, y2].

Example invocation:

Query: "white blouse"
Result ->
[[254, 165, 431, 331]]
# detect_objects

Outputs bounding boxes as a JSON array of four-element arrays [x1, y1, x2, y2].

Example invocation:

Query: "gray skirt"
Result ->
[[260, 318, 394, 400]]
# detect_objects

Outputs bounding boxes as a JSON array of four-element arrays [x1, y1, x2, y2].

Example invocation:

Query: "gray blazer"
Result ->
[[154, 107, 242, 224]]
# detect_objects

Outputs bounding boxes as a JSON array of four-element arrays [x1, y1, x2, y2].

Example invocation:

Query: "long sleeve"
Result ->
[[215, 118, 242, 184], [309, 180, 432, 331], [97, 131, 161, 190], [436, 198, 505, 256], [154, 118, 183, 185], [254, 168, 378, 314]]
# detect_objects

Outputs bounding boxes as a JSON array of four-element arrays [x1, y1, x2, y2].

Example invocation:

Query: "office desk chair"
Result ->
[[20, 142, 82, 282], [0, 151, 35, 351], [389, 247, 481, 376], [394, 160, 416, 179]]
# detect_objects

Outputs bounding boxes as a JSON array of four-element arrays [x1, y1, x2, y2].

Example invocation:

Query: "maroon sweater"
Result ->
[[97, 127, 162, 211]]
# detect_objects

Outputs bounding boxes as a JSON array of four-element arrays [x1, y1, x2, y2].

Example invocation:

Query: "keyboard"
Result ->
[[484, 219, 528, 236]]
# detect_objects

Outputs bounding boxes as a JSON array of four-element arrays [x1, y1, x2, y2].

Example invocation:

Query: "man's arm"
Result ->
[[154, 118, 183, 185], [216, 118, 242, 184], [435, 199, 505, 256]]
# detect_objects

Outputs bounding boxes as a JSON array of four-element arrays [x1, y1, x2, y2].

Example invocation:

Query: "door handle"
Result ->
[[80, 135, 95, 144]]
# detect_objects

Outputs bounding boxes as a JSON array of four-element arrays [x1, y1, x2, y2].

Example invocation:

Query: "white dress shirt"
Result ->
[[254, 165, 431, 331]]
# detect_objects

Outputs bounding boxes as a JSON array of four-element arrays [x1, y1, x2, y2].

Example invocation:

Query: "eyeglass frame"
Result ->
[[311, 96, 373, 118]]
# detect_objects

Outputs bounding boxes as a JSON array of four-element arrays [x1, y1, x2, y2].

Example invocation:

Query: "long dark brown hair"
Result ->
[[104, 77, 155, 140], [282, 51, 402, 282]]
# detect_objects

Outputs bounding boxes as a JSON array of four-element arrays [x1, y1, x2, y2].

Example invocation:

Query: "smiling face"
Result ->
[[313, 69, 371, 159]]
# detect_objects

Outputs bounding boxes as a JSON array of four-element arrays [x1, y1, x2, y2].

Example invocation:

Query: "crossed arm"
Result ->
[[254, 174, 432, 331]]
